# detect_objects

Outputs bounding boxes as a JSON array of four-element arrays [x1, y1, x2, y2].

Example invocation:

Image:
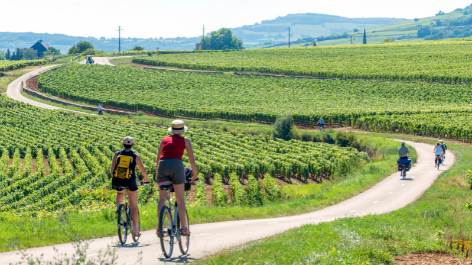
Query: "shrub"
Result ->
[[263, 174, 281, 202], [212, 173, 227, 206], [193, 173, 206, 206], [273, 114, 294, 140], [230, 172, 245, 205], [245, 174, 264, 206], [335, 132, 357, 147], [323, 133, 335, 144]]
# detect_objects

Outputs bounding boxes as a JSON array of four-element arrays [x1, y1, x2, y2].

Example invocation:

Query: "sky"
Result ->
[[2, 0, 472, 39]]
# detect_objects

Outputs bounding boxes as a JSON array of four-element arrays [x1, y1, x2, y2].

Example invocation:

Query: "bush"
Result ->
[[212, 173, 227, 206], [323, 133, 335, 144], [263, 174, 281, 202], [301, 132, 314, 142], [335, 132, 357, 147], [273, 114, 294, 140], [229, 172, 244, 205], [245, 175, 264, 206], [193, 173, 206, 206]]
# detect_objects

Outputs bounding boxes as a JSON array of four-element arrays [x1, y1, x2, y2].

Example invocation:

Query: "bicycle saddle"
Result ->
[[160, 185, 172, 191]]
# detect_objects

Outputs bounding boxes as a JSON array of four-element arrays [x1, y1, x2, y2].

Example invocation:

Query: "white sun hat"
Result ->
[[123, 136, 134, 145], [168, 120, 188, 134]]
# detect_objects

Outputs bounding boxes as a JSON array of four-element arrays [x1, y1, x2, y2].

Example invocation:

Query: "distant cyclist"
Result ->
[[317, 118, 325, 130], [398, 142, 410, 159], [440, 140, 447, 158], [98, 104, 103, 115], [156, 120, 198, 236], [111, 136, 151, 237], [434, 142, 444, 163]]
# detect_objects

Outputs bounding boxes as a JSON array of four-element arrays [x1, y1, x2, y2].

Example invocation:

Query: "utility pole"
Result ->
[[202, 25, 205, 50], [288, 26, 291, 48], [117, 26, 124, 52]]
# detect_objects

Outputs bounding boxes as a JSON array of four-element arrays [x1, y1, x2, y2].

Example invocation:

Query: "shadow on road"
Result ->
[[400, 178, 414, 181], [159, 254, 195, 263], [114, 242, 151, 248]]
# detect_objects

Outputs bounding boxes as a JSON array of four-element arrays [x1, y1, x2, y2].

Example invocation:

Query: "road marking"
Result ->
[[194, 233, 212, 237], [389, 192, 394, 194], [88, 253, 98, 257], [402, 184, 405, 186], [267, 222, 279, 224], [373, 201, 379, 204], [350, 210, 357, 212]]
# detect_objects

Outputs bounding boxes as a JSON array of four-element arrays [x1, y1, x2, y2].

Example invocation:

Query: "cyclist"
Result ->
[[98, 104, 103, 115], [398, 142, 410, 159], [434, 142, 444, 163], [156, 120, 198, 236], [111, 136, 151, 237], [440, 140, 447, 159], [317, 118, 325, 130]]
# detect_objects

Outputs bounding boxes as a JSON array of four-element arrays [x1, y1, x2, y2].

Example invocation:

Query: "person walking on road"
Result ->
[[398, 142, 410, 159], [155, 120, 198, 236], [111, 136, 151, 237]]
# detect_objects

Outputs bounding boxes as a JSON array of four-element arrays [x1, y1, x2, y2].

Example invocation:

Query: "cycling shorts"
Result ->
[[112, 177, 138, 191], [156, 159, 186, 184]]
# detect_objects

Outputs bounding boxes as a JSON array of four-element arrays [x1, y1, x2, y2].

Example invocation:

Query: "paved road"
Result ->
[[79, 56, 134, 66], [0, 140, 455, 264], [5, 65, 72, 111]]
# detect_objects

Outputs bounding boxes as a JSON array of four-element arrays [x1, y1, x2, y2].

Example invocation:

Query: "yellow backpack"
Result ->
[[114, 155, 134, 179]]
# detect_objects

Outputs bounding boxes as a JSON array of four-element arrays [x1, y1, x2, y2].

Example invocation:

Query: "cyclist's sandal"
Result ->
[[134, 232, 141, 237], [156, 229, 160, 238], [180, 227, 190, 236]]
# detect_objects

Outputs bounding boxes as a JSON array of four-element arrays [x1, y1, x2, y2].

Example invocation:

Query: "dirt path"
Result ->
[[0, 140, 456, 264]]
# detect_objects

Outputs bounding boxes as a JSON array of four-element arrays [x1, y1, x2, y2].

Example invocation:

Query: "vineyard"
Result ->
[[37, 65, 472, 125], [0, 59, 47, 72], [132, 38, 472, 83], [0, 96, 366, 214]]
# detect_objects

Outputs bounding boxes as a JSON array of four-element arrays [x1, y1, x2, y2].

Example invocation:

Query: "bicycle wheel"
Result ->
[[159, 206, 174, 258], [402, 168, 406, 179], [177, 208, 190, 255], [117, 204, 128, 245], [131, 209, 140, 242]]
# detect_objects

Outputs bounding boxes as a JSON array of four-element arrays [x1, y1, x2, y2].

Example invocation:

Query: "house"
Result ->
[[17, 40, 49, 58]]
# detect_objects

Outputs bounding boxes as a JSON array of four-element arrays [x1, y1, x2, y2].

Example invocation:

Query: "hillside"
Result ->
[[256, 4, 472, 48], [230, 13, 405, 47]]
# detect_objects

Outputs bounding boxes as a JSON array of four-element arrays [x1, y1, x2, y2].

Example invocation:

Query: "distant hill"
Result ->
[[231, 13, 406, 47], [0, 32, 199, 54], [255, 4, 472, 48]]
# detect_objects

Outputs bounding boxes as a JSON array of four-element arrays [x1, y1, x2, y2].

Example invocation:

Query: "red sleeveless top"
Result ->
[[160, 135, 186, 160]]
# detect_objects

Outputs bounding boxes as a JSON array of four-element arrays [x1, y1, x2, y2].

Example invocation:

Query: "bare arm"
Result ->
[[185, 138, 198, 181], [155, 140, 164, 180], [110, 152, 118, 176], [136, 155, 150, 182]]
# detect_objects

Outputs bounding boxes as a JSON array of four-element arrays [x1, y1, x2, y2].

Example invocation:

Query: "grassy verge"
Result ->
[[0, 67, 42, 94], [0, 136, 407, 252], [197, 135, 472, 264]]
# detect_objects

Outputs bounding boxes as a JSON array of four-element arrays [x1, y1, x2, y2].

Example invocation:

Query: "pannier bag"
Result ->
[[397, 158, 412, 172], [169, 167, 193, 192], [114, 155, 134, 179]]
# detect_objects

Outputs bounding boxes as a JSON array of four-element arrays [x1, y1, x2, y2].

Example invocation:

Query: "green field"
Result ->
[[0, 59, 47, 72], [133, 39, 472, 83]]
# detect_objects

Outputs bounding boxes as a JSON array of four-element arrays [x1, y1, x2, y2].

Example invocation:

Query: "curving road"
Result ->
[[0, 140, 455, 264], [79, 56, 134, 66]]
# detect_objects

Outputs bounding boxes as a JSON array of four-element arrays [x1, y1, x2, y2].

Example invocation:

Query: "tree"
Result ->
[[68, 41, 94, 54], [272, 114, 294, 141], [5, 49, 10, 60], [82, 48, 96, 55], [353, 28, 359, 32], [417, 26, 432, 38], [43, 46, 61, 57], [414, 18, 419, 22], [11, 52, 17, 60], [22, 49, 37, 60], [130, 45, 144, 51], [436, 11, 445, 16], [0, 51, 5, 60], [384, 38, 394, 43], [200, 28, 243, 50], [363, 28, 367, 44], [436, 19, 442, 26]]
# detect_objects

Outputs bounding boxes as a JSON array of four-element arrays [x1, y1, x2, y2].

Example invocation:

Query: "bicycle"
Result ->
[[158, 180, 195, 259], [435, 155, 442, 170], [318, 124, 325, 132], [116, 181, 149, 245]]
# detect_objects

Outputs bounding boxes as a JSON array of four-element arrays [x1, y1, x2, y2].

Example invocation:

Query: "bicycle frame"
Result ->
[[162, 190, 183, 242]]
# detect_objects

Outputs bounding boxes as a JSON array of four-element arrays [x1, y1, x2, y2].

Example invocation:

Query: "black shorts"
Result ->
[[112, 177, 138, 191]]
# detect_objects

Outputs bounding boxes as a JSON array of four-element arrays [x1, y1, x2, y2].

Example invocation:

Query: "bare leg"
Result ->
[[116, 191, 125, 211], [127, 189, 139, 234], [173, 183, 188, 230], [157, 181, 171, 228]]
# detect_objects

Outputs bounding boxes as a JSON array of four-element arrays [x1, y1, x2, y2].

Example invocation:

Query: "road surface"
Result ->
[[0, 140, 455, 264]]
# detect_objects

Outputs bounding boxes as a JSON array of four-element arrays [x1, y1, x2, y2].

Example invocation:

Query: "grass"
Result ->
[[0, 135, 406, 252], [0, 67, 41, 94], [197, 135, 472, 264]]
